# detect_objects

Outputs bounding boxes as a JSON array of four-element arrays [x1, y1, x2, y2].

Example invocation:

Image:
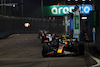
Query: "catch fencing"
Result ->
[[0, 15, 65, 38]]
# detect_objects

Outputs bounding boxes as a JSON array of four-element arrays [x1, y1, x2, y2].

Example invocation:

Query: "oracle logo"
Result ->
[[51, 7, 74, 14], [51, 5, 92, 15]]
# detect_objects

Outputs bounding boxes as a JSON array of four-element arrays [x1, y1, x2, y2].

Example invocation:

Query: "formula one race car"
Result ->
[[38, 30, 57, 43], [38, 30, 50, 42], [42, 33, 58, 43], [38, 30, 47, 39], [42, 37, 85, 57]]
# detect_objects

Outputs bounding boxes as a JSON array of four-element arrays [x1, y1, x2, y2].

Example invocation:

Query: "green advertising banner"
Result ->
[[89, 11, 99, 27], [40, 5, 92, 16], [43, 6, 71, 16], [74, 15, 80, 29]]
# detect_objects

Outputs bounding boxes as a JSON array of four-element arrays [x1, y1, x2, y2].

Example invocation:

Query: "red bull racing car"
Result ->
[[42, 36, 85, 57]]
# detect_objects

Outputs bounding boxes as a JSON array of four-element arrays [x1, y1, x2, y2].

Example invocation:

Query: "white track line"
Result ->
[[86, 52, 100, 67], [9, 34, 20, 38]]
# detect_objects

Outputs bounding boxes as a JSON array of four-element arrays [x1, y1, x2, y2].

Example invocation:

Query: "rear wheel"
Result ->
[[72, 43, 79, 56], [72, 42, 85, 56], [78, 42, 85, 55], [41, 36, 44, 43]]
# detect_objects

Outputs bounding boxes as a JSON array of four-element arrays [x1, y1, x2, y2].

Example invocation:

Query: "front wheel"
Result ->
[[42, 44, 49, 57]]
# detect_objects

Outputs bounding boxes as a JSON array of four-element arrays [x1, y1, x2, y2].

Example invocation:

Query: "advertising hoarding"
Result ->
[[43, 4, 92, 16]]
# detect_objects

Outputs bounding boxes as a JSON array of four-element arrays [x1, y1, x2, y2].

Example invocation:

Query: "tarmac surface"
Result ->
[[85, 42, 100, 59], [0, 34, 99, 67]]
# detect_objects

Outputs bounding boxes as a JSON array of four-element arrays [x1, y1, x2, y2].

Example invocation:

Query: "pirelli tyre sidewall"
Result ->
[[42, 44, 49, 57], [41, 36, 45, 43], [78, 42, 85, 55], [72, 42, 85, 56], [72, 43, 79, 56]]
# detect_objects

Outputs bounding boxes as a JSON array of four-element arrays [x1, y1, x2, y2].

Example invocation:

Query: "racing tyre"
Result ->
[[72, 43, 79, 56], [78, 42, 85, 55], [41, 37, 44, 43], [42, 44, 49, 57]]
